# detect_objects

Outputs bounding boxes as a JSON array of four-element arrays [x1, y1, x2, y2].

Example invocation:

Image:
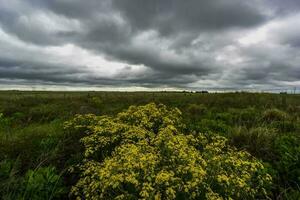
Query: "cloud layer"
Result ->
[[0, 0, 300, 91]]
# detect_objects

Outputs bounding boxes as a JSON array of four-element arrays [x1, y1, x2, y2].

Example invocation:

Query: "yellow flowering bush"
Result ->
[[64, 114, 102, 134], [66, 103, 272, 199], [198, 134, 272, 199]]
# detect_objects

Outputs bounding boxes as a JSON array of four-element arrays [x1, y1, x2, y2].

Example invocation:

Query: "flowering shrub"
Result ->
[[66, 103, 272, 199], [63, 114, 102, 134]]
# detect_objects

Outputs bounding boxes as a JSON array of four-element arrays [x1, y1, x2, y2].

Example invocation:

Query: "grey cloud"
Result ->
[[0, 8, 66, 45], [266, 0, 300, 15], [0, 0, 299, 90], [228, 44, 300, 87], [44, 0, 112, 19], [112, 0, 268, 35], [0, 55, 202, 87], [0, 58, 89, 83]]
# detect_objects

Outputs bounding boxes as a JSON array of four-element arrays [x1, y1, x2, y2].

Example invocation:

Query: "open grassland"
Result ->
[[0, 91, 300, 199]]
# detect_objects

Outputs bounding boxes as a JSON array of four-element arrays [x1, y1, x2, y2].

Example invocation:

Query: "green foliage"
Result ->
[[68, 103, 272, 199], [0, 161, 66, 200], [11, 112, 26, 123], [194, 119, 231, 135], [214, 112, 234, 124], [88, 96, 103, 109], [0, 159, 16, 179], [0, 159, 22, 200], [21, 166, 65, 200], [229, 127, 277, 160], [29, 104, 64, 122], [186, 104, 207, 120], [272, 120, 297, 133], [262, 108, 288, 122], [0, 113, 12, 134], [238, 107, 260, 127], [239, 107, 257, 121], [0, 121, 63, 168], [274, 135, 300, 186]]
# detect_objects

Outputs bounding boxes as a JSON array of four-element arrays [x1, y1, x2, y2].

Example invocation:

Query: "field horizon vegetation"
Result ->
[[0, 91, 300, 199]]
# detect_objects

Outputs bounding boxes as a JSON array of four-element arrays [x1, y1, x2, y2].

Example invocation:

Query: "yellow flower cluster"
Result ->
[[63, 113, 101, 134], [67, 103, 272, 199]]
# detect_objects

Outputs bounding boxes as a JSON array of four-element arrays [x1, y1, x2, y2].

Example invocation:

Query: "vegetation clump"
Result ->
[[67, 103, 272, 199], [0, 160, 65, 200], [262, 108, 288, 122]]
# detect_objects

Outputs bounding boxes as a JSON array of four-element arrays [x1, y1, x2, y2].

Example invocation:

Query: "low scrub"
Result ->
[[66, 103, 272, 199], [229, 127, 277, 160], [262, 108, 288, 122]]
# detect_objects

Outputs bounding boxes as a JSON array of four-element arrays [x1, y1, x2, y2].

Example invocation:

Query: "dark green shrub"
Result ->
[[262, 108, 288, 122], [229, 127, 277, 160], [239, 107, 260, 127], [274, 135, 300, 187], [186, 104, 207, 120], [214, 112, 234, 124]]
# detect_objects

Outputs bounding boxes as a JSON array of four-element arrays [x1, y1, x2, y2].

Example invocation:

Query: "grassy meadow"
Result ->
[[0, 91, 300, 199]]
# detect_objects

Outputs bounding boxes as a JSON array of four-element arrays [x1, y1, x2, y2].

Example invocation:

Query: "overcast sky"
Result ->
[[0, 0, 300, 91]]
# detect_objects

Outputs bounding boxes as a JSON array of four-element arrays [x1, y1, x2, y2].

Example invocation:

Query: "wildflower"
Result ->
[[66, 103, 273, 199]]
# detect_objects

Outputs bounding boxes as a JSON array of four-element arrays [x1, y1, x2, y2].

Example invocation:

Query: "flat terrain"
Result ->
[[0, 91, 300, 199]]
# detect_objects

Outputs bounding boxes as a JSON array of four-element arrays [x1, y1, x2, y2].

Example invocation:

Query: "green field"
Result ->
[[0, 91, 300, 199]]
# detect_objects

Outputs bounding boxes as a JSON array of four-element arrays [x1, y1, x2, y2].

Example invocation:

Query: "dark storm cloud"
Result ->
[[0, 57, 90, 84], [112, 0, 267, 35], [40, 0, 269, 77], [0, 0, 299, 90], [0, 56, 198, 88]]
